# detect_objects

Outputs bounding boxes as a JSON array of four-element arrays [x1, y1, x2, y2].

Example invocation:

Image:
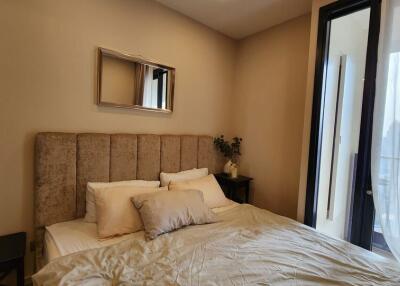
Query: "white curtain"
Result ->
[[372, 0, 400, 261], [143, 66, 158, 109]]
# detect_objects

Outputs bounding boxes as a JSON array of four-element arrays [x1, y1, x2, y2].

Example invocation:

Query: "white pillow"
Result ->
[[160, 168, 208, 187], [94, 185, 167, 238], [84, 180, 160, 223], [168, 174, 230, 208]]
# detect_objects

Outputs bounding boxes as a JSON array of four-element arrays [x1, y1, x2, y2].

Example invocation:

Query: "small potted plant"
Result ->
[[213, 135, 242, 178]]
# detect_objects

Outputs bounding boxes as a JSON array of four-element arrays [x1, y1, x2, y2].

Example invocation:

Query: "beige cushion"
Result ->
[[131, 189, 217, 240], [160, 168, 208, 187], [169, 174, 230, 208], [94, 185, 166, 238], [84, 180, 160, 223]]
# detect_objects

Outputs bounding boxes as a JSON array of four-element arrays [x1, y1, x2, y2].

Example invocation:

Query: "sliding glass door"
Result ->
[[316, 8, 370, 240], [305, 0, 382, 251]]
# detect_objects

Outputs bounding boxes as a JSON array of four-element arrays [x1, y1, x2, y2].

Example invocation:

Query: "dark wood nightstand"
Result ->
[[0, 232, 26, 286], [215, 173, 253, 203]]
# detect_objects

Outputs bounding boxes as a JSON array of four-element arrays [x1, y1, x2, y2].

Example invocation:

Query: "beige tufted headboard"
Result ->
[[34, 132, 223, 269]]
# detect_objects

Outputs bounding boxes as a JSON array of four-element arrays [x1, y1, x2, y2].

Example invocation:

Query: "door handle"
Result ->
[[366, 190, 373, 196]]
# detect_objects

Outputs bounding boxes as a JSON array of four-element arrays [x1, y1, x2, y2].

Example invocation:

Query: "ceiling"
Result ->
[[155, 0, 313, 39]]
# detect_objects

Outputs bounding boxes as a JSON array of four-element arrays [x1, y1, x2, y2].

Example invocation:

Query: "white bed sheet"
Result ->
[[44, 201, 239, 263], [35, 203, 400, 285]]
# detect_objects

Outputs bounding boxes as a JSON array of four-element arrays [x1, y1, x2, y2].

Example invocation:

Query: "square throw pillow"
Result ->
[[132, 189, 217, 240], [168, 174, 230, 208], [84, 180, 160, 223], [94, 185, 167, 238], [160, 168, 208, 187]]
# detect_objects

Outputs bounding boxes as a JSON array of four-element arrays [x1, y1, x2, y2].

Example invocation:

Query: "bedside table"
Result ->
[[215, 173, 253, 203], [0, 232, 26, 286]]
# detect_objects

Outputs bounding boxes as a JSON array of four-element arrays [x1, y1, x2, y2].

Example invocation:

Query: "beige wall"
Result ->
[[101, 56, 137, 106], [0, 0, 237, 276], [0, 0, 312, 279], [233, 15, 311, 219]]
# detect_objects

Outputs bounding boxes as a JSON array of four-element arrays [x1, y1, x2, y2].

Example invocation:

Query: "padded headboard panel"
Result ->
[[34, 132, 223, 269]]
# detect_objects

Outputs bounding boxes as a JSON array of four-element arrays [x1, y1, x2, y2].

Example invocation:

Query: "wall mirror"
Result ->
[[97, 48, 175, 113]]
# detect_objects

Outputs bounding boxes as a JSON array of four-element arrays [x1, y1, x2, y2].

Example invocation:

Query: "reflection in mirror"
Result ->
[[97, 48, 175, 112], [135, 65, 171, 109]]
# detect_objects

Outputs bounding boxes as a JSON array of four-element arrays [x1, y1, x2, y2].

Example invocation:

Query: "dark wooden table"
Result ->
[[0, 232, 26, 286], [215, 173, 253, 203]]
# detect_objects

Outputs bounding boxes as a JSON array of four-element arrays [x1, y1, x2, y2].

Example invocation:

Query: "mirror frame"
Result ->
[[97, 47, 175, 113]]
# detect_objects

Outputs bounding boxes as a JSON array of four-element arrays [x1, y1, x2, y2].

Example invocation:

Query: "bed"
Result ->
[[43, 203, 238, 263], [32, 133, 400, 285]]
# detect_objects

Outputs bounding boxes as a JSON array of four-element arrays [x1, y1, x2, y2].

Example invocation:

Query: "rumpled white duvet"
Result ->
[[33, 204, 400, 285]]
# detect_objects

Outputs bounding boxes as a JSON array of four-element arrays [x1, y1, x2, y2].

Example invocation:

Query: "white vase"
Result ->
[[224, 160, 233, 174], [230, 164, 238, 178]]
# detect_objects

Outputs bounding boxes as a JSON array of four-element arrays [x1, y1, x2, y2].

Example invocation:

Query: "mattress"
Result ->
[[44, 220, 143, 262], [44, 201, 239, 263], [34, 204, 400, 285]]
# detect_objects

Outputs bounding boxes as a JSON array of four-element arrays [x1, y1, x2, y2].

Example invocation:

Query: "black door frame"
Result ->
[[304, 0, 381, 250]]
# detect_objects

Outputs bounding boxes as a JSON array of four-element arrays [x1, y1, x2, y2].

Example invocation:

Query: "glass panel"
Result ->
[[316, 8, 370, 240], [372, 51, 400, 258]]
